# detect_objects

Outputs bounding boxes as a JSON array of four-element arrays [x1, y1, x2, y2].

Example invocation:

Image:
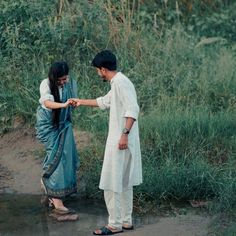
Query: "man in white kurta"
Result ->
[[74, 50, 142, 235], [97, 71, 142, 193]]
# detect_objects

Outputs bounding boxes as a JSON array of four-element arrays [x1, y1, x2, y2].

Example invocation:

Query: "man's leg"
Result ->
[[121, 150, 133, 227], [121, 187, 133, 226], [104, 190, 123, 230]]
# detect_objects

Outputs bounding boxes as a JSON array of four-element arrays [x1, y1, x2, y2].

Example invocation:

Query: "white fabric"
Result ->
[[104, 188, 133, 229], [104, 148, 133, 229], [39, 78, 62, 110], [96, 72, 142, 193]]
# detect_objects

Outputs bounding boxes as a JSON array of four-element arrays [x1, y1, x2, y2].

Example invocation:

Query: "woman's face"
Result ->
[[57, 75, 68, 87]]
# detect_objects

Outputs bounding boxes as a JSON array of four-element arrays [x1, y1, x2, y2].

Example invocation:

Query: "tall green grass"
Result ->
[[138, 108, 236, 209]]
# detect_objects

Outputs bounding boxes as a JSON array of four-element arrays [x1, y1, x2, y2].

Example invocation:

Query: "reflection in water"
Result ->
[[0, 194, 158, 236]]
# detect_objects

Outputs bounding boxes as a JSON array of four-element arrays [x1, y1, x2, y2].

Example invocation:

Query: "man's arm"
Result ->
[[71, 98, 98, 107], [118, 117, 135, 150], [124, 117, 135, 131]]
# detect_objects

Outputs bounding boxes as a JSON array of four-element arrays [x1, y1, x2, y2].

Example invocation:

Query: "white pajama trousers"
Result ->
[[104, 188, 133, 230], [104, 150, 133, 230]]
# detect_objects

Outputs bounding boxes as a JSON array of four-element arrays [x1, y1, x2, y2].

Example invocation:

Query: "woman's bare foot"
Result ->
[[50, 198, 68, 211]]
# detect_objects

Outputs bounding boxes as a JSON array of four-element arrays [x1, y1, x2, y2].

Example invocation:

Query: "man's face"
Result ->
[[96, 68, 107, 82]]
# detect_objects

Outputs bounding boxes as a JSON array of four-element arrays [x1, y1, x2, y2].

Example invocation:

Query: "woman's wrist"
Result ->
[[62, 102, 68, 108]]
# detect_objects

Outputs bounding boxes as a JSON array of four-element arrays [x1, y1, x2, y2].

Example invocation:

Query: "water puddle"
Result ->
[[0, 194, 159, 236]]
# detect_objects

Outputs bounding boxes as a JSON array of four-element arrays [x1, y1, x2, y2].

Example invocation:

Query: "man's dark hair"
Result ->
[[91, 50, 117, 71]]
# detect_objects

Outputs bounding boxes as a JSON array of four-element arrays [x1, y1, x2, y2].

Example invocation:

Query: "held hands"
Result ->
[[68, 98, 81, 107], [63, 98, 81, 108], [118, 134, 128, 150], [63, 99, 77, 108]]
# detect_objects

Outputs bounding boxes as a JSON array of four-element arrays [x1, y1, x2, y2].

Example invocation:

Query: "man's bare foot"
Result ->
[[122, 224, 134, 230]]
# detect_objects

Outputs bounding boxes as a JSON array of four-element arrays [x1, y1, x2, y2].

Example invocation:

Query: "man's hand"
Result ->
[[118, 134, 128, 150]]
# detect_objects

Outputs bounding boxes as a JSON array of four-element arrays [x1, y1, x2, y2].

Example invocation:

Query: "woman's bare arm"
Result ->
[[44, 100, 74, 109]]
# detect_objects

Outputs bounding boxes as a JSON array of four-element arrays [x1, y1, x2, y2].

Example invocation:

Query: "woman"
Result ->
[[36, 61, 79, 213]]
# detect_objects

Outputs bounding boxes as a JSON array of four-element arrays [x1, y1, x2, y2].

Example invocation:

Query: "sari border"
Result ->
[[46, 185, 77, 198]]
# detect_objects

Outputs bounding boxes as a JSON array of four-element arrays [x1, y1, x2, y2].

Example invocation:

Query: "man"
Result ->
[[74, 50, 142, 235]]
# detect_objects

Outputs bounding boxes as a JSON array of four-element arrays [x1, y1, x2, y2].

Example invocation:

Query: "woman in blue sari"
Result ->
[[36, 61, 79, 213]]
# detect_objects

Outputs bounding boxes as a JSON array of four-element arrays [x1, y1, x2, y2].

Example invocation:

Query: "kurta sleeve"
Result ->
[[39, 79, 54, 107], [96, 90, 111, 110], [116, 81, 139, 120]]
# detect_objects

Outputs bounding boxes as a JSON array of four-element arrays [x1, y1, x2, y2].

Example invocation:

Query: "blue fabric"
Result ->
[[35, 80, 79, 198]]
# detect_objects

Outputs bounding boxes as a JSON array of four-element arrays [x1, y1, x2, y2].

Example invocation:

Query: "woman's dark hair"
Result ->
[[91, 50, 117, 70], [48, 61, 69, 127]]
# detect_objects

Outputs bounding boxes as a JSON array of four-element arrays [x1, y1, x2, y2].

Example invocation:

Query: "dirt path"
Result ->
[[122, 214, 210, 236], [0, 127, 42, 194], [0, 127, 88, 194]]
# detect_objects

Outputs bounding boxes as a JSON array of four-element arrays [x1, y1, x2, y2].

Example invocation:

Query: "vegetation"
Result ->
[[1, 1, 236, 232]]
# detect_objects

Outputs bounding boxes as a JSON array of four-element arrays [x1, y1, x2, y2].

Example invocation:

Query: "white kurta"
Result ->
[[96, 72, 142, 193]]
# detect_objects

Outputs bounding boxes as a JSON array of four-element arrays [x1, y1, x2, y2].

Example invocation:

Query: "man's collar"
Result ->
[[110, 72, 120, 84]]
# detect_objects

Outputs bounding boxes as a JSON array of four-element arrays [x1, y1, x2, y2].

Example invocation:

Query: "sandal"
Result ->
[[52, 207, 76, 215], [93, 226, 123, 235]]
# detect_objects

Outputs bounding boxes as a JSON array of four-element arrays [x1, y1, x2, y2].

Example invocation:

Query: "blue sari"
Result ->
[[35, 80, 79, 199]]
